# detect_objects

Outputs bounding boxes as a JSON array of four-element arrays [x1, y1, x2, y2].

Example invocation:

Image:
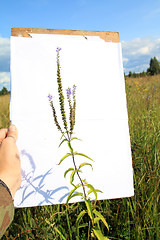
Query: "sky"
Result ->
[[0, 0, 160, 90]]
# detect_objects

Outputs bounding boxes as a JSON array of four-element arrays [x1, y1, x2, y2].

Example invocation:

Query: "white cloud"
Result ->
[[0, 72, 10, 84], [0, 72, 10, 90], [0, 37, 10, 55], [122, 37, 160, 73], [122, 58, 128, 63], [0, 37, 10, 72], [132, 46, 149, 55]]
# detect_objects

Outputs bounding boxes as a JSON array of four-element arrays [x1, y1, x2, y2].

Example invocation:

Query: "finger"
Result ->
[[6, 125, 18, 142], [0, 129, 8, 142]]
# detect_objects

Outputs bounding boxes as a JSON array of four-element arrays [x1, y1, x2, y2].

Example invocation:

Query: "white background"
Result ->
[[10, 34, 134, 207]]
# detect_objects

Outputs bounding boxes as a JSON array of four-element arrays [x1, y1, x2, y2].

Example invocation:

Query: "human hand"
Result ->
[[0, 125, 21, 198]]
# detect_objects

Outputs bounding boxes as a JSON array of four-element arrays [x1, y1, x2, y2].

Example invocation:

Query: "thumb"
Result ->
[[7, 124, 18, 142]]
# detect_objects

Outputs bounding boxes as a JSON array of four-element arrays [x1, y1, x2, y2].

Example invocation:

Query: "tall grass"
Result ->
[[0, 94, 10, 128], [124, 75, 160, 240], [1, 75, 160, 239]]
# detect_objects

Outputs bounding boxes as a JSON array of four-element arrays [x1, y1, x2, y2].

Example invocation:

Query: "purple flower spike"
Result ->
[[73, 85, 77, 90], [66, 88, 72, 97], [48, 94, 53, 101], [146, 96, 150, 101]]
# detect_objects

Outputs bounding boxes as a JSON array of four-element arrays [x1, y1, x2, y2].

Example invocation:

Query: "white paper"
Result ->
[[10, 33, 134, 208]]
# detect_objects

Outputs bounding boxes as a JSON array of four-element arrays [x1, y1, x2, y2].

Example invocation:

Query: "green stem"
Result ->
[[66, 134, 87, 199], [71, 149, 87, 199], [66, 205, 73, 240], [87, 220, 91, 240]]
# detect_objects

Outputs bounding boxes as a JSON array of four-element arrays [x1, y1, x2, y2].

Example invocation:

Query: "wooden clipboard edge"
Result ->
[[11, 28, 120, 43]]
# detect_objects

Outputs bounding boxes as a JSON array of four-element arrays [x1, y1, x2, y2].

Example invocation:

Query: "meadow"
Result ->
[[0, 94, 10, 128], [0, 74, 160, 239]]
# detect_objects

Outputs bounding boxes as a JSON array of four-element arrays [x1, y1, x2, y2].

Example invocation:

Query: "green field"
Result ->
[[1, 75, 160, 239]]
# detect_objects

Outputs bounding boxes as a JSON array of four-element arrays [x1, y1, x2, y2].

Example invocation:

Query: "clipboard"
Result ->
[[10, 28, 134, 208]]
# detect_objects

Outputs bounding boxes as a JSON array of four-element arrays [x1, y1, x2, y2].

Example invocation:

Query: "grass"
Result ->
[[1, 75, 160, 239], [0, 94, 10, 128]]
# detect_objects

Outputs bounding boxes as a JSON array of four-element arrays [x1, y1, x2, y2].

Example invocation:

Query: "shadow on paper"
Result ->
[[18, 150, 70, 206]]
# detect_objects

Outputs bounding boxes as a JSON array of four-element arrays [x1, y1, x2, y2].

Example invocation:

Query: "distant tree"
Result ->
[[132, 72, 137, 78], [128, 71, 132, 77], [147, 57, 160, 75], [0, 87, 9, 95], [140, 71, 147, 77]]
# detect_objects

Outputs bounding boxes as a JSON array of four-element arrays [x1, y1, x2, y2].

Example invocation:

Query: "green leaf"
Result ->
[[64, 168, 74, 178], [85, 199, 94, 224], [88, 189, 103, 197], [67, 192, 83, 204], [92, 227, 110, 240], [95, 189, 103, 193], [69, 192, 83, 201], [60, 132, 66, 140], [54, 227, 67, 240], [68, 141, 73, 153], [59, 138, 67, 147], [93, 209, 109, 231], [66, 184, 81, 204], [76, 210, 86, 227], [70, 170, 76, 186], [79, 162, 93, 170], [93, 217, 101, 224], [74, 152, 94, 161], [77, 223, 88, 229], [86, 184, 98, 200], [71, 137, 82, 141], [58, 153, 72, 165]]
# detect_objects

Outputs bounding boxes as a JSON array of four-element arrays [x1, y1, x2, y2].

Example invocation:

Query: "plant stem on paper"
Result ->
[[48, 47, 109, 239]]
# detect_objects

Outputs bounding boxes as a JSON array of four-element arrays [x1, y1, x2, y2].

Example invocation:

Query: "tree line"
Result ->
[[0, 87, 10, 95], [126, 57, 160, 78]]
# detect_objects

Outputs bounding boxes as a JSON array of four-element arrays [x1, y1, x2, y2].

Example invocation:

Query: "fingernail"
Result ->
[[9, 125, 16, 132]]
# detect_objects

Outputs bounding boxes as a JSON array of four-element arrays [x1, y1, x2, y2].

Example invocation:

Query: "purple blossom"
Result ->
[[66, 88, 72, 97], [56, 47, 62, 52], [73, 85, 77, 90], [146, 96, 150, 101], [48, 94, 53, 101], [153, 85, 155, 91]]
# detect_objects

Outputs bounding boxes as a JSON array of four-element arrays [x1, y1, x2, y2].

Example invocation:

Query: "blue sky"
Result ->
[[0, 0, 160, 90]]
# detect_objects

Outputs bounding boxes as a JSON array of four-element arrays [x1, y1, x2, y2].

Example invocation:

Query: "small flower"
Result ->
[[146, 96, 150, 101], [56, 47, 62, 52], [48, 94, 53, 101], [73, 85, 77, 91], [66, 88, 72, 97]]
